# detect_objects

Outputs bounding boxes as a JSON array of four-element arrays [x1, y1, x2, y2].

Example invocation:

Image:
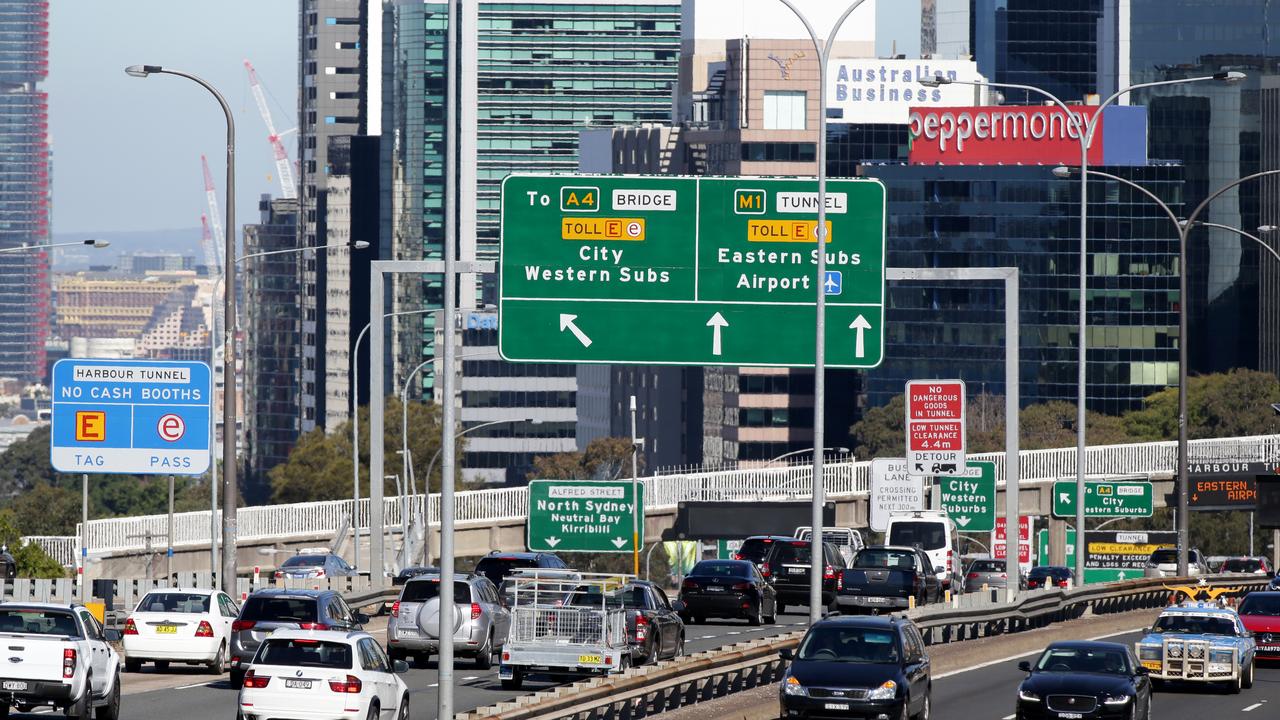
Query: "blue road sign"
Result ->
[[50, 359, 211, 475], [823, 270, 842, 295]]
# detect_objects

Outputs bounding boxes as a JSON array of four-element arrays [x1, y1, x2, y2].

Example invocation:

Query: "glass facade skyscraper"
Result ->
[[860, 163, 1185, 414], [973, 0, 1103, 104], [0, 0, 49, 381]]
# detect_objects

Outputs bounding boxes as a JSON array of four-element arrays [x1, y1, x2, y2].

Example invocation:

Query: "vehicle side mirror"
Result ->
[[393, 660, 409, 674], [103, 629, 121, 642], [1135, 666, 1149, 676], [354, 613, 370, 625], [671, 600, 686, 613], [1017, 661, 1031, 673], [780, 648, 794, 661]]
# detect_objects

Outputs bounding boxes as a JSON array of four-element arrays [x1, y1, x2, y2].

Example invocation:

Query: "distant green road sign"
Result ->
[[526, 480, 644, 553], [1052, 481, 1153, 518], [498, 175, 886, 368], [939, 460, 996, 532]]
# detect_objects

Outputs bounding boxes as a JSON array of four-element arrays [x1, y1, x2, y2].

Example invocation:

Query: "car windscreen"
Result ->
[[796, 627, 901, 664], [281, 556, 325, 568], [1224, 559, 1264, 573], [689, 561, 751, 578], [255, 638, 352, 669], [0, 610, 79, 637], [1035, 647, 1129, 674], [400, 580, 472, 604], [475, 557, 537, 584], [887, 522, 946, 551], [1239, 595, 1280, 616], [566, 585, 652, 610], [1149, 550, 1178, 565], [853, 549, 916, 569], [768, 543, 814, 566], [968, 560, 1004, 573], [1151, 614, 1238, 635], [239, 596, 320, 623], [138, 592, 211, 614], [1028, 567, 1065, 579], [736, 539, 777, 563]]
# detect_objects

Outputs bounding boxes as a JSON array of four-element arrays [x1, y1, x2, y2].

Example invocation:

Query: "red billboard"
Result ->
[[906, 105, 1148, 166]]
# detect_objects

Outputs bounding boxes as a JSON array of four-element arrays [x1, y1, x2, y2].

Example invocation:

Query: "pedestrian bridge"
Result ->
[[24, 434, 1280, 577]]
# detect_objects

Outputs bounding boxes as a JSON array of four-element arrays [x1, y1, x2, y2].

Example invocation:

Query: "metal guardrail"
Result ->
[[459, 575, 1273, 720], [29, 434, 1280, 557]]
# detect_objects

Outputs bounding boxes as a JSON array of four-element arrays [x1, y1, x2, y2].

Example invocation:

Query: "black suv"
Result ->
[[780, 615, 931, 720], [763, 539, 846, 612], [229, 589, 368, 688], [473, 551, 568, 587]]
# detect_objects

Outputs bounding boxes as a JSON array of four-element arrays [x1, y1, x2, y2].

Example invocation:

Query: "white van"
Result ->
[[884, 511, 961, 592]]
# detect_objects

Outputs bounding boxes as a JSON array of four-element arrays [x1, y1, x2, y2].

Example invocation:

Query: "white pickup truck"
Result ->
[[0, 603, 121, 719], [794, 527, 865, 567]]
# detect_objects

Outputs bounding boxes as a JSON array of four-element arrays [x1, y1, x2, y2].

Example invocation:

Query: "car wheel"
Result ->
[[500, 667, 524, 691], [95, 673, 120, 720], [1228, 670, 1243, 694], [914, 692, 930, 720], [748, 603, 761, 626], [474, 632, 494, 669], [153, 660, 169, 672], [67, 676, 90, 720], [1243, 659, 1255, 689], [674, 632, 685, 658], [898, 695, 910, 720], [776, 601, 786, 615], [646, 633, 660, 665], [208, 643, 226, 674], [229, 668, 244, 689], [396, 694, 409, 720], [123, 658, 141, 674], [365, 701, 379, 720]]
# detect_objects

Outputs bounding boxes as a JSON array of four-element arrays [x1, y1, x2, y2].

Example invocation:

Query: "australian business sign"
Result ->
[[907, 105, 1148, 166], [827, 59, 985, 124]]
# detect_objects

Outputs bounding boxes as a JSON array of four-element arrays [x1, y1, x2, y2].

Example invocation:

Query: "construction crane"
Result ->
[[198, 213, 220, 279], [201, 155, 226, 271], [244, 58, 297, 199]]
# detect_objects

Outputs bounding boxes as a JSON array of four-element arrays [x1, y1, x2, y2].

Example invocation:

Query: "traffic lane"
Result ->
[[933, 631, 1280, 720]]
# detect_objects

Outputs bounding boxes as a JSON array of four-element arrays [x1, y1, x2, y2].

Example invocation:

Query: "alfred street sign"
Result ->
[[938, 460, 996, 532], [526, 480, 644, 553], [498, 175, 886, 368], [1052, 481, 1153, 518]]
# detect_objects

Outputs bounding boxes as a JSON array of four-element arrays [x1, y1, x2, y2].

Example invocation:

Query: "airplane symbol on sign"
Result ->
[[823, 271, 842, 295]]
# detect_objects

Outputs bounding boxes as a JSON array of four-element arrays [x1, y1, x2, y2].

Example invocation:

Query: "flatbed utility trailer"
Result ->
[[499, 572, 633, 690]]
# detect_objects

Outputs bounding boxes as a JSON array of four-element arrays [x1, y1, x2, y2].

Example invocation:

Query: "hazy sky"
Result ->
[[48, 1, 297, 235], [877, 2, 921, 58]]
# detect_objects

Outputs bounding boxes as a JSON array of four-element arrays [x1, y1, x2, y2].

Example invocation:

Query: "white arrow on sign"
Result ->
[[559, 314, 592, 348], [544, 537, 561, 548], [707, 312, 729, 356], [611, 537, 627, 549], [850, 315, 871, 358], [1059, 493, 1071, 504], [954, 516, 971, 528]]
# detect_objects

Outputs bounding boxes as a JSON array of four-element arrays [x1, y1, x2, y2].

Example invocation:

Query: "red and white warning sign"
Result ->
[[156, 413, 186, 442], [992, 515, 1034, 568], [905, 379, 966, 477]]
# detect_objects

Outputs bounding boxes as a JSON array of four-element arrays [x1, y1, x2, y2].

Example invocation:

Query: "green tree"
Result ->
[[0, 424, 55, 495], [0, 510, 64, 578], [849, 394, 906, 458], [269, 397, 455, 504], [529, 437, 642, 481], [1123, 369, 1280, 441], [9, 484, 80, 536]]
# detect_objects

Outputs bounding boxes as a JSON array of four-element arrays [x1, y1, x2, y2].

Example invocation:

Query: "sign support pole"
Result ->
[[630, 395, 640, 575], [167, 475, 175, 583], [80, 473, 87, 603]]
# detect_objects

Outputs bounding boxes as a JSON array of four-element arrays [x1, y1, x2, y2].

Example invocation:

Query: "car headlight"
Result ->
[[782, 676, 807, 697], [1103, 694, 1132, 706], [1167, 644, 1183, 658], [1018, 688, 1041, 703], [1187, 645, 1204, 659], [1138, 645, 1161, 661], [865, 680, 897, 701], [1209, 649, 1234, 663]]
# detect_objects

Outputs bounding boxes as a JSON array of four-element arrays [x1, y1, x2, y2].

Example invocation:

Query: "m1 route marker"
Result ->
[[938, 460, 996, 532], [1052, 481, 1153, 518], [527, 480, 645, 553], [498, 175, 886, 368], [905, 379, 966, 477]]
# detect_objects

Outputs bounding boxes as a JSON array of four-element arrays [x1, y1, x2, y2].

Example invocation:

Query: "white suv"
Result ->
[[238, 629, 409, 720]]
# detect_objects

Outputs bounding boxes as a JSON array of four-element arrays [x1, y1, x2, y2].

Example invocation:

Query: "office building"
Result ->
[[0, 0, 50, 382], [55, 274, 197, 340], [243, 197, 302, 500], [972, 0, 1103, 104], [1262, 77, 1280, 379]]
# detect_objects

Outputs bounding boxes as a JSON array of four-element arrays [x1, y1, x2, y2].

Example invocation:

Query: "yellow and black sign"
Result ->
[[560, 186, 600, 212], [734, 189, 766, 215], [561, 217, 645, 241], [746, 220, 833, 243]]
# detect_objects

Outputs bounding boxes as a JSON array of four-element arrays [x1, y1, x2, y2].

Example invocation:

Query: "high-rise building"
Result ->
[[972, 0, 1103, 104], [1260, 76, 1280, 379], [243, 196, 301, 500], [0, 0, 50, 382]]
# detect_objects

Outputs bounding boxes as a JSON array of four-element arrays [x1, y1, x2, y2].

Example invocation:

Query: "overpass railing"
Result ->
[[26, 434, 1279, 558]]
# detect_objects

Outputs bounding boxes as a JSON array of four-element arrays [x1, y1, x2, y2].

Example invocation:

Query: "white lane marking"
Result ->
[[462, 676, 478, 681], [727, 632, 741, 636], [428, 682, 439, 688], [933, 627, 1147, 680], [1002, 715, 1016, 720], [175, 681, 214, 690], [1243, 703, 1264, 712]]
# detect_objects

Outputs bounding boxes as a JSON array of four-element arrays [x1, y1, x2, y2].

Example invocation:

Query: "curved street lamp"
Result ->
[[0, 239, 109, 254], [923, 71, 1244, 584]]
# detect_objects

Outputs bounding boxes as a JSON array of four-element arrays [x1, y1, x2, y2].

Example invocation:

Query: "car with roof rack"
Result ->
[[1134, 601, 1257, 692]]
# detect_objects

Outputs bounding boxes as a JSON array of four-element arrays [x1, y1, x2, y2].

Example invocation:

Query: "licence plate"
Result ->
[[1260, 645, 1280, 651], [823, 703, 849, 711], [156, 626, 177, 634], [499, 666, 514, 680], [706, 586, 725, 593], [1057, 713, 1083, 719], [1141, 660, 1161, 670], [578, 654, 603, 664], [864, 596, 888, 603], [788, 568, 806, 575], [285, 679, 312, 689], [397, 628, 419, 638], [2, 681, 26, 691]]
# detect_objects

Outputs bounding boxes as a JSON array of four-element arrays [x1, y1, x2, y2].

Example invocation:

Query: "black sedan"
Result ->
[[779, 615, 931, 720], [1015, 641, 1152, 720], [563, 580, 685, 665], [1027, 566, 1074, 590], [678, 559, 777, 625]]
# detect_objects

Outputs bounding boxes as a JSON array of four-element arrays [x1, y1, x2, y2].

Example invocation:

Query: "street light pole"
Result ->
[[0, 238, 109, 254], [922, 71, 1242, 584], [126, 63, 238, 595], [777, 0, 870, 627]]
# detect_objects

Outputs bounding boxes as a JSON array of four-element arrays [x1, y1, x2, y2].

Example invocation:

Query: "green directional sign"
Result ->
[[526, 480, 644, 553], [498, 175, 886, 368], [938, 460, 996, 532], [1052, 481, 1153, 518]]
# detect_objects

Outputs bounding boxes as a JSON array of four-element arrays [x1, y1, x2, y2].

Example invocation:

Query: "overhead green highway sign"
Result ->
[[938, 460, 996, 532], [526, 480, 644, 553], [498, 175, 886, 367], [1052, 481, 1153, 518]]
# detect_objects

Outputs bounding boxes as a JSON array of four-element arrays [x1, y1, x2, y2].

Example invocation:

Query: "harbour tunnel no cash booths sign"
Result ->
[[50, 359, 211, 475], [498, 175, 887, 368]]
